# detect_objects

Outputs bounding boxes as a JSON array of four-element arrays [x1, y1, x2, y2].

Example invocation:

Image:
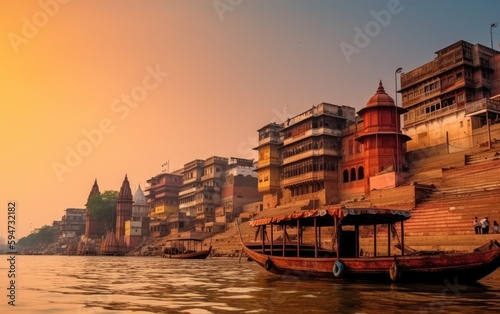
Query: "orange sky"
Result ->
[[1, 0, 499, 238]]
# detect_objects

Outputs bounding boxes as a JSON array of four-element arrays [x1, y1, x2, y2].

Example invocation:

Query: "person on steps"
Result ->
[[473, 217, 481, 234], [480, 217, 490, 234]]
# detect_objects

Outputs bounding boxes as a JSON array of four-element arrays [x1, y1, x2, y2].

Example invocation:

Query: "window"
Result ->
[[358, 167, 364, 180], [350, 168, 356, 181], [343, 170, 349, 183]]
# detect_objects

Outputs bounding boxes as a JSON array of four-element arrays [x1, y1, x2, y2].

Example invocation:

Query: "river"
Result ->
[[2, 255, 500, 313]]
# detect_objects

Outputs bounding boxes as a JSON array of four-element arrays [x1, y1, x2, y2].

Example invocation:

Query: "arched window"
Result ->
[[358, 166, 364, 180], [343, 170, 349, 183], [350, 168, 356, 181]]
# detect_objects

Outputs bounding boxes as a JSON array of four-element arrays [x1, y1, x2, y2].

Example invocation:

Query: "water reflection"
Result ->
[[12, 256, 500, 313]]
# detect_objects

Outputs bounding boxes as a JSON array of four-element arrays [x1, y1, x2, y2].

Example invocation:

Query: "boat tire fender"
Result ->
[[264, 258, 273, 271], [389, 262, 400, 282], [333, 260, 344, 277]]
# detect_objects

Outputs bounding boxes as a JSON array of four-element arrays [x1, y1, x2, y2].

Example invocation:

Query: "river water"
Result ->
[[2, 255, 500, 313]]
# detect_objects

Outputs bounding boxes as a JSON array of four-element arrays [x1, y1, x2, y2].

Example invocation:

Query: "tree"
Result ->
[[86, 190, 118, 232], [18, 225, 55, 248]]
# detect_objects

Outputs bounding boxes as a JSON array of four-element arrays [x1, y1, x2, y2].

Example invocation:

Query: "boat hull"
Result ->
[[243, 241, 500, 283], [164, 246, 212, 260]]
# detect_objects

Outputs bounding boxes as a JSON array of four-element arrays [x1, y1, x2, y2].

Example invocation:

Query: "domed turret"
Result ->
[[365, 80, 395, 107]]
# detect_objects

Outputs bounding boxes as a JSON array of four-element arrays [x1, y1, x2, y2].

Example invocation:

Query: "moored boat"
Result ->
[[238, 206, 500, 283], [163, 238, 212, 259]]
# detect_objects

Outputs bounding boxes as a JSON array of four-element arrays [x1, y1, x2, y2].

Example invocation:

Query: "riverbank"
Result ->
[[129, 216, 500, 257]]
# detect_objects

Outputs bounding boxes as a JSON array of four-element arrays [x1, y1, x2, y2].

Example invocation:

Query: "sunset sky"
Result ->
[[1, 0, 499, 238]]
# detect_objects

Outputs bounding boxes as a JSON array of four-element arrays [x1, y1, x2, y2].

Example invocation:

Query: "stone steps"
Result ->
[[360, 234, 500, 254], [401, 144, 500, 236]]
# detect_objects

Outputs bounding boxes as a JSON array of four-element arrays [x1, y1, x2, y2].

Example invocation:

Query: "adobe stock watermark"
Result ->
[[236, 105, 292, 160], [339, 0, 405, 64], [213, 0, 243, 21], [7, 0, 70, 54], [51, 65, 169, 182]]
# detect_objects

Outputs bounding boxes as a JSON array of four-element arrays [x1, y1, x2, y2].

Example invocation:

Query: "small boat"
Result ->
[[163, 238, 212, 259], [238, 206, 500, 283]]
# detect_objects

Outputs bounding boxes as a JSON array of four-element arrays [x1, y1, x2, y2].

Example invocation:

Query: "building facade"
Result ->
[[255, 84, 413, 208], [179, 159, 205, 218], [212, 158, 261, 231], [60, 208, 86, 240], [146, 171, 183, 237], [255, 103, 356, 208], [254, 123, 283, 210], [400, 40, 500, 153]]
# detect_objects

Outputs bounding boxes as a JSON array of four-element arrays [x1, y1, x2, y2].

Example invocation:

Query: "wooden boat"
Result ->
[[238, 206, 500, 283], [163, 238, 212, 259]]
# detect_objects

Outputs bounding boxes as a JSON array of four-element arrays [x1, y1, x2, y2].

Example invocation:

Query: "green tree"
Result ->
[[18, 225, 55, 248], [86, 190, 118, 232]]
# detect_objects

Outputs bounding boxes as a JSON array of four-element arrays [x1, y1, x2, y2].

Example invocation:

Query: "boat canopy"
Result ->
[[250, 207, 411, 227]]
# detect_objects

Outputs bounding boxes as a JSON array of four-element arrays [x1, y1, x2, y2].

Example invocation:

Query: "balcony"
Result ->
[[282, 148, 341, 165], [179, 187, 197, 197], [195, 198, 215, 205], [465, 98, 500, 115], [257, 157, 281, 169], [283, 128, 341, 146], [401, 48, 464, 88], [407, 103, 459, 125], [280, 171, 335, 187], [179, 201, 196, 210], [183, 177, 199, 185], [258, 134, 281, 146], [440, 78, 465, 94]]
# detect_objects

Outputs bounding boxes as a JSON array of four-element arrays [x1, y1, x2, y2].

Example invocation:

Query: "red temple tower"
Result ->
[[356, 81, 411, 182], [115, 174, 133, 252], [84, 179, 103, 238]]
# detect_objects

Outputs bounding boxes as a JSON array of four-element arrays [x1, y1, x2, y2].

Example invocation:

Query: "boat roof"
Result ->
[[249, 206, 411, 227]]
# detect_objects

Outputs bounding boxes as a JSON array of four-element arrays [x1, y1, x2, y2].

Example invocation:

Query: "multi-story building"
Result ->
[[211, 158, 261, 231], [178, 159, 205, 218], [254, 123, 283, 210], [195, 156, 228, 231], [146, 171, 182, 237], [146, 172, 183, 220], [174, 156, 260, 233], [256, 103, 356, 208], [255, 84, 414, 208], [400, 40, 500, 153], [60, 208, 86, 239]]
